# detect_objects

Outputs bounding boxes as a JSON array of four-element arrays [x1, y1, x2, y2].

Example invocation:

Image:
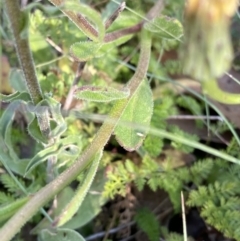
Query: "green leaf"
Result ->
[[0, 197, 30, 223], [25, 135, 82, 175], [0, 92, 31, 103], [32, 170, 107, 233], [55, 150, 103, 227], [27, 96, 67, 140], [44, 95, 67, 138], [143, 135, 163, 158], [60, 1, 105, 42], [39, 228, 85, 241], [9, 69, 27, 92], [144, 15, 183, 40], [62, 169, 107, 229], [70, 41, 102, 62], [134, 208, 160, 241], [31, 187, 75, 234], [24, 2, 58, 15], [28, 115, 48, 144], [0, 101, 30, 176], [0, 174, 25, 194], [74, 86, 130, 102], [96, 35, 133, 57], [114, 79, 153, 151]]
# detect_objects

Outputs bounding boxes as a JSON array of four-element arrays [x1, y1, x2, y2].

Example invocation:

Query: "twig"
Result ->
[[46, 37, 74, 62], [105, 2, 126, 29], [181, 191, 188, 241], [103, 210, 118, 241], [63, 62, 86, 110], [167, 115, 224, 121]]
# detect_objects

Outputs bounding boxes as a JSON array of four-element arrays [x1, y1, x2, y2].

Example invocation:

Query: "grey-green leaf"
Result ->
[[74, 86, 130, 102], [114, 79, 153, 151], [27, 96, 67, 140], [0, 92, 31, 103], [55, 150, 103, 227], [144, 15, 183, 40], [62, 170, 107, 229], [61, 1, 105, 42], [9, 69, 27, 92], [39, 228, 85, 241], [0, 101, 30, 176], [28, 116, 48, 144], [0, 197, 30, 223], [25, 135, 82, 175], [70, 41, 102, 61]]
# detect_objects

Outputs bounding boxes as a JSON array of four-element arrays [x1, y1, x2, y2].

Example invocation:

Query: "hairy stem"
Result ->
[[4, 0, 50, 136], [4, 0, 42, 104], [0, 29, 152, 241]]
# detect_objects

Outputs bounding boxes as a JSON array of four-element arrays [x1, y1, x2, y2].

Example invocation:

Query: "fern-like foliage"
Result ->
[[168, 125, 199, 153], [0, 174, 25, 196], [187, 158, 240, 240], [0, 192, 14, 205], [160, 227, 188, 241], [134, 208, 160, 241], [104, 155, 214, 211]]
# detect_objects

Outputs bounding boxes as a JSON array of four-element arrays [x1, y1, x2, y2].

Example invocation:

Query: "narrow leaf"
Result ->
[[62, 170, 107, 230], [0, 197, 30, 223], [61, 1, 105, 42], [25, 135, 82, 175], [114, 79, 153, 151], [44, 96, 67, 138], [0, 101, 30, 176], [39, 228, 85, 241], [27, 96, 67, 140], [74, 86, 130, 102], [0, 101, 22, 156], [28, 116, 48, 144], [9, 69, 27, 92], [96, 35, 133, 57], [54, 150, 103, 227], [0, 92, 31, 103], [30, 187, 75, 234], [70, 41, 102, 62], [144, 15, 183, 40]]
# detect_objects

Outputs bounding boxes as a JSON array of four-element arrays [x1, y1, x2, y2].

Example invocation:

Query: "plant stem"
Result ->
[[0, 29, 152, 241], [4, 0, 50, 135], [4, 0, 42, 104]]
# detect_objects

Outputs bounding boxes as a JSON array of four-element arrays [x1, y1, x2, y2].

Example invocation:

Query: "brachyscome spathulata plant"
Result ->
[[0, 0, 164, 240], [2, 0, 240, 240]]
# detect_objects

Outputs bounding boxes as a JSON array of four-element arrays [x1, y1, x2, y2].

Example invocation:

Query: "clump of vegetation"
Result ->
[[1, 0, 240, 241]]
